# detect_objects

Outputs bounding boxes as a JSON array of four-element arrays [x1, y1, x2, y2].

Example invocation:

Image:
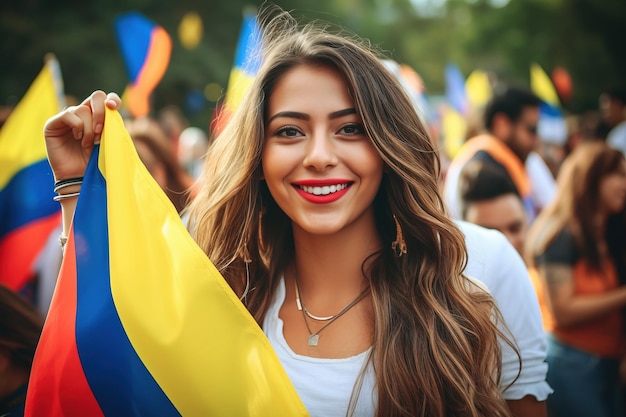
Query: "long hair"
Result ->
[[526, 141, 626, 270], [0, 285, 44, 372], [187, 6, 509, 417]]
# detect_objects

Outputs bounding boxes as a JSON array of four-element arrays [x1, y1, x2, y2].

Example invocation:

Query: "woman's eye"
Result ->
[[276, 127, 302, 138], [338, 123, 365, 136]]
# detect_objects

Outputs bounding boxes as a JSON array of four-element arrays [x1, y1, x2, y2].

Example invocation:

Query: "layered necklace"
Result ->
[[293, 271, 370, 347]]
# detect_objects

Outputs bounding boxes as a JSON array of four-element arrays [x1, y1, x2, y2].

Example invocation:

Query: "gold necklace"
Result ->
[[293, 272, 369, 346]]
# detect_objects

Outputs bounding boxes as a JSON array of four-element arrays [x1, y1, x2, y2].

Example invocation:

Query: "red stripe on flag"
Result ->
[[0, 212, 61, 291], [25, 233, 104, 417]]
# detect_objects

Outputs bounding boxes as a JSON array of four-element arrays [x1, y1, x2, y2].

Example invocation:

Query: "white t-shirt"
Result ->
[[263, 221, 552, 416], [457, 220, 552, 401], [263, 279, 377, 417], [525, 152, 556, 213]]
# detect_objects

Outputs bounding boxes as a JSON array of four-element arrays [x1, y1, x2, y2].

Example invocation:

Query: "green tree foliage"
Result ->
[[1, 0, 623, 127]]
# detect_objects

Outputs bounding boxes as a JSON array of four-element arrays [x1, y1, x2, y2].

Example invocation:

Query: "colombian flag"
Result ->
[[25, 108, 308, 416], [465, 69, 492, 110], [442, 63, 468, 158], [530, 63, 567, 145], [114, 12, 172, 118], [213, 12, 262, 135], [0, 59, 63, 294]]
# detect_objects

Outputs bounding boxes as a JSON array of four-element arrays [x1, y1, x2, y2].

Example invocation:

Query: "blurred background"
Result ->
[[1, 0, 624, 130]]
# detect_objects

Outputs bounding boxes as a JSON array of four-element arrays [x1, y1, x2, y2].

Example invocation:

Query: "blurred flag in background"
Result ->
[[212, 10, 262, 135], [115, 12, 172, 118], [442, 63, 468, 158], [0, 56, 64, 297], [531, 63, 567, 146]]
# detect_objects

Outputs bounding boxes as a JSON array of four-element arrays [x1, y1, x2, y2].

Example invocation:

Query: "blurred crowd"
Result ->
[[441, 84, 626, 417], [1, 65, 626, 417]]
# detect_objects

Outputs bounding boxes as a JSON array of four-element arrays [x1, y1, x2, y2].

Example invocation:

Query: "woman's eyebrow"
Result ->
[[267, 111, 308, 123], [329, 108, 356, 119], [267, 108, 357, 124]]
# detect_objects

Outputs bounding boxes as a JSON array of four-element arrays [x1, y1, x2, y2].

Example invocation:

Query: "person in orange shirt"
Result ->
[[444, 87, 543, 222], [526, 142, 626, 417]]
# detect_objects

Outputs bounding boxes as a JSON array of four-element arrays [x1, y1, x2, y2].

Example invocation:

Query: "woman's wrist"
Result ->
[[54, 184, 82, 195], [54, 177, 83, 192], [53, 176, 83, 202]]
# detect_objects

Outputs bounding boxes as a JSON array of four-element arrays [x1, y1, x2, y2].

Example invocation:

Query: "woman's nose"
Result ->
[[302, 130, 338, 171]]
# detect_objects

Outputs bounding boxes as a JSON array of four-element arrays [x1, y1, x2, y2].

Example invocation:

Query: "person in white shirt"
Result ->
[[455, 161, 553, 414]]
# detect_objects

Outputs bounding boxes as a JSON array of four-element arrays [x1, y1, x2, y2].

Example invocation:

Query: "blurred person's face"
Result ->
[[599, 94, 625, 127], [464, 194, 527, 255], [598, 161, 626, 215], [508, 106, 540, 162]]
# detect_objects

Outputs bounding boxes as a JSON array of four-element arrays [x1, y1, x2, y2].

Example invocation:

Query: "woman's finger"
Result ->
[[44, 106, 83, 140], [88, 91, 108, 139], [73, 104, 96, 148], [105, 92, 122, 109]]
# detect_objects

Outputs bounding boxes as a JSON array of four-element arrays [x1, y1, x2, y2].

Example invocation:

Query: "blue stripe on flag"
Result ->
[[74, 145, 181, 416], [0, 160, 57, 238]]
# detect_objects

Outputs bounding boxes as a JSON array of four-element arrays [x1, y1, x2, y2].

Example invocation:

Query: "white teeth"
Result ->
[[299, 183, 348, 196]]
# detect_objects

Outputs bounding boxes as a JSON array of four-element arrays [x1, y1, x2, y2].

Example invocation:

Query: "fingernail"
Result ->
[[76, 131, 83, 140], [95, 123, 103, 134]]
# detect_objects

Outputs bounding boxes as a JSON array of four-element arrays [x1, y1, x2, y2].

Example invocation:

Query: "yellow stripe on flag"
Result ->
[[530, 63, 560, 106], [99, 109, 308, 416], [0, 62, 60, 189], [442, 107, 467, 159], [225, 68, 256, 112], [465, 70, 492, 109]]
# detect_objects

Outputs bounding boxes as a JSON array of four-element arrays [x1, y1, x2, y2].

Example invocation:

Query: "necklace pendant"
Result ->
[[308, 334, 319, 346]]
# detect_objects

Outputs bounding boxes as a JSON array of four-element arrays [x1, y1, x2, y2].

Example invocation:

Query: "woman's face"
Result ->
[[262, 64, 384, 236], [598, 160, 626, 215]]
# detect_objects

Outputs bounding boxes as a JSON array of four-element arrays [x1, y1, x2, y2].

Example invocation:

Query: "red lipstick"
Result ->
[[292, 179, 353, 204]]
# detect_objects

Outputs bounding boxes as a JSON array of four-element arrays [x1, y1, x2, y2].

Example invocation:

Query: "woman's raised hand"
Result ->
[[44, 90, 121, 181]]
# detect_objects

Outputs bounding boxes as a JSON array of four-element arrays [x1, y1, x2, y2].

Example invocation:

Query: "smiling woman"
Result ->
[[185, 6, 513, 417], [42, 4, 517, 417], [262, 64, 384, 237]]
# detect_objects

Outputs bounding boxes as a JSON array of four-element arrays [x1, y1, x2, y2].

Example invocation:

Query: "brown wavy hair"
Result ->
[[187, 6, 510, 416]]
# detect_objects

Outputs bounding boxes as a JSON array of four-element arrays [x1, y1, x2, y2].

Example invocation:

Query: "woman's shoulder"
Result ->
[[537, 226, 578, 266]]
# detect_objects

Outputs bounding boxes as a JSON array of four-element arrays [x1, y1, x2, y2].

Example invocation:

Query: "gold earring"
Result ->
[[392, 215, 407, 257]]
